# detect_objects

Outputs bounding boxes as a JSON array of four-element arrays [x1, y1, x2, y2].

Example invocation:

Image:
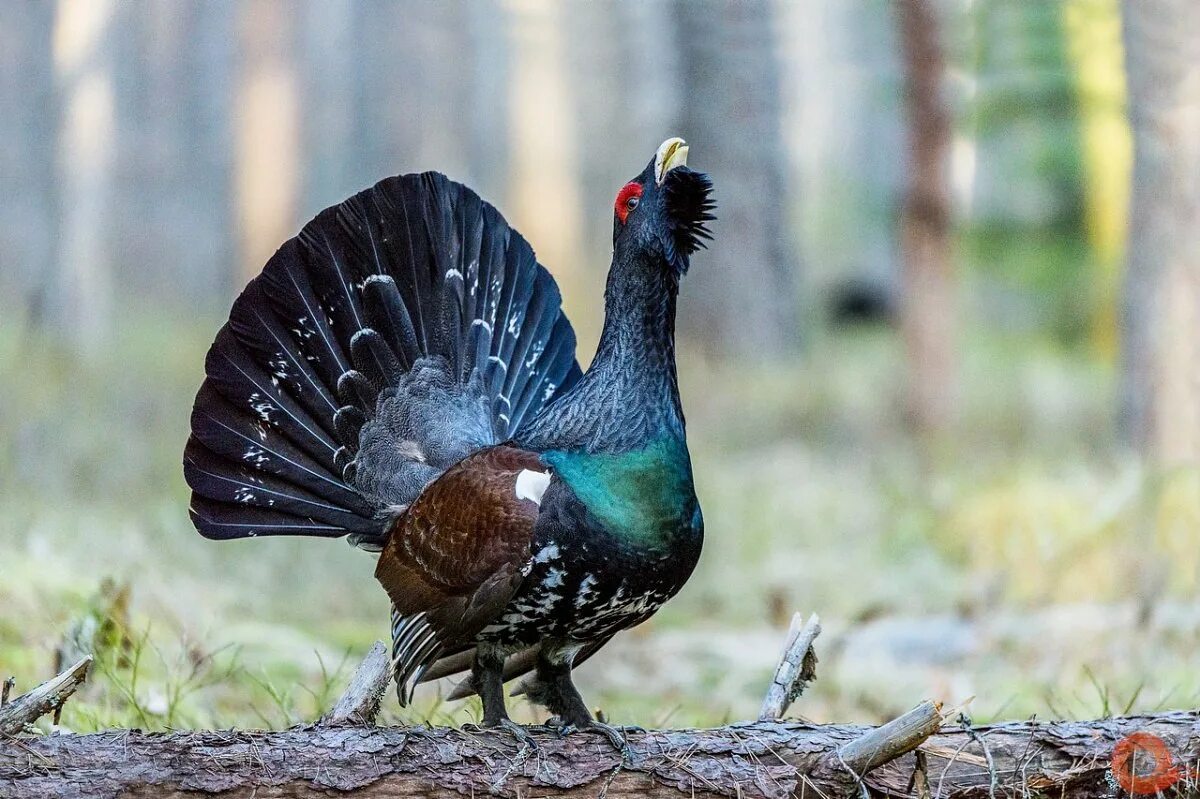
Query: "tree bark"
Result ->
[[1118, 0, 1200, 465], [896, 0, 956, 435], [0, 657, 91, 736], [505, 0, 586, 331], [675, 0, 800, 359], [2, 709, 1196, 799], [0, 0, 58, 324], [53, 0, 119, 359], [234, 0, 300, 287]]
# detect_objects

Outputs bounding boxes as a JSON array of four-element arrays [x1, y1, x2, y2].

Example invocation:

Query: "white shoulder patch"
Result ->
[[514, 469, 551, 505]]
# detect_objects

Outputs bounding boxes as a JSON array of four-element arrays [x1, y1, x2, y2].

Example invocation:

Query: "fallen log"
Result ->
[[2, 706, 1198, 798], [3, 633, 1197, 797]]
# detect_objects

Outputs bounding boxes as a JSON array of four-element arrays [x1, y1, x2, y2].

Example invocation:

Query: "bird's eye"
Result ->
[[615, 182, 644, 224]]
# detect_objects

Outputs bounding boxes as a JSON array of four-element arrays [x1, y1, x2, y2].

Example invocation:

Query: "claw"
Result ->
[[588, 720, 632, 758], [496, 718, 540, 753], [546, 717, 632, 760]]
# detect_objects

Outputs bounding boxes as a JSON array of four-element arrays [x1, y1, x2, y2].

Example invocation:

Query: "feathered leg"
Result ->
[[526, 642, 628, 754], [472, 645, 510, 727], [471, 645, 539, 751]]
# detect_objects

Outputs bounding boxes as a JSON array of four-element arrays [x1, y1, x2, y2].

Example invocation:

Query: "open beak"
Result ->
[[654, 137, 689, 185]]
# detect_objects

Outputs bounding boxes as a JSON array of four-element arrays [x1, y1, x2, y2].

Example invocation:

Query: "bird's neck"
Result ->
[[589, 255, 682, 420], [515, 252, 685, 453]]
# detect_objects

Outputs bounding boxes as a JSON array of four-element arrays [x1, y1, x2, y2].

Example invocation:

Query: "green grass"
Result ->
[[0, 312, 1196, 732]]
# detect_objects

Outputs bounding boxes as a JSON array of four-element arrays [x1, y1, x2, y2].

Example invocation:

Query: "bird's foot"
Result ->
[[587, 720, 632, 755], [546, 716, 633, 759], [472, 718, 542, 789], [477, 718, 540, 753]]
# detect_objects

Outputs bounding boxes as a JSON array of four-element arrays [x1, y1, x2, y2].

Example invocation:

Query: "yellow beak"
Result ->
[[654, 137, 689, 185]]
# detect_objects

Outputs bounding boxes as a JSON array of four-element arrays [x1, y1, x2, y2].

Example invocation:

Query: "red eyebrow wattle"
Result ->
[[615, 182, 643, 223]]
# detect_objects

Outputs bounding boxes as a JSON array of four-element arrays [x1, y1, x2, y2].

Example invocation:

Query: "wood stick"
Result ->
[[829, 700, 942, 776], [0, 656, 92, 736], [759, 611, 821, 720], [321, 641, 390, 726], [4, 708, 1197, 798]]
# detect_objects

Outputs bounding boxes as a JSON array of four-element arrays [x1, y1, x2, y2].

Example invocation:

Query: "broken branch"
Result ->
[[320, 640, 391, 727], [759, 611, 821, 720], [0, 656, 92, 736]]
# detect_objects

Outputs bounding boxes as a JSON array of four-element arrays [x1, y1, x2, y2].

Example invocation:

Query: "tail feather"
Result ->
[[349, 328, 403, 391], [188, 386, 368, 512], [186, 171, 580, 548], [202, 325, 339, 465], [512, 318, 577, 427], [361, 276, 421, 371], [335, 370, 378, 416], [184, 440, 371, 532], [256, 239, 353, 385], [226, 281, 343, 436]]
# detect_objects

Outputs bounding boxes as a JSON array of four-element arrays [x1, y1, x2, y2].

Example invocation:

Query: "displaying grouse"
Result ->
[[184, 138, 715, 740]]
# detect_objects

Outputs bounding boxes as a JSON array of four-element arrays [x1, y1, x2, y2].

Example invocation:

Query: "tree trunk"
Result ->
[[0, 1, 58, 326], [464, 0, 511, 201], [52, 0, 119, 359], [112, 0, 235, 309], [896, 0, 956, 435], [675, 0, 800, 360], [2, 709, 1197, 799], [234, 0, 300, 287], [299, 0, 361, 218], [505, 0, 588, 339], [1118, 0, 1200, 465]]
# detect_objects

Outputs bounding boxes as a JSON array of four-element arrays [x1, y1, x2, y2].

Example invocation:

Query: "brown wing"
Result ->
[[376, 445, 544, 701]]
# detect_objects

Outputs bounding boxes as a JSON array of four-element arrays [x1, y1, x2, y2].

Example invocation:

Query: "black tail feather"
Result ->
[[188, 386, 372, 517], [362, 276, 421, 370], [202, 326, 339, 466], [335, 370, 378, 416], [184, 440, 374, 534], [186, 172, 581, 547]]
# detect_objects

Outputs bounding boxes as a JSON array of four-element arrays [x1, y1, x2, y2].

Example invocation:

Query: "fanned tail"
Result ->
[[185, 172, 581, 552]]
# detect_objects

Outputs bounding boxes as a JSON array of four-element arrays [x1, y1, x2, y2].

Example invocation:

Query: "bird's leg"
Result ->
[[529, 646, 630, 756], [471, 646, 538, 752], [472, 646, 510, 727]]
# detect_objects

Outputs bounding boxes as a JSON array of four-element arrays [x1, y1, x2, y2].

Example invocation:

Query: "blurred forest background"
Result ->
[[1, 0, 1198, 732]]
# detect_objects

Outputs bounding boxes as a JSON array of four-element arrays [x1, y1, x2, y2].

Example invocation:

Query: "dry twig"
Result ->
[[759, 612, 821, 720], [320, 641, 390, 726], [0, 656, 92, 736]]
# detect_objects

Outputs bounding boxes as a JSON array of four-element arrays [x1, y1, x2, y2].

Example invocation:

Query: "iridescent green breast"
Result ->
[[542, 436, 699, 546]]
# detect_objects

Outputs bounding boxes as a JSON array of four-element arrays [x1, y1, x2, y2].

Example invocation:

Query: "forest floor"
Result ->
[[1, 316, 1197, 732]]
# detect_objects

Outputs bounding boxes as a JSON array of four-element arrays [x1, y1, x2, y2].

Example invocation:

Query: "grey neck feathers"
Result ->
[[514, 252, 685, 452]]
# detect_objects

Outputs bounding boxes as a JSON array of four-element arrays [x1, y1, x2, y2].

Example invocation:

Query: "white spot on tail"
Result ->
[[515, 470, 551, 505]]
